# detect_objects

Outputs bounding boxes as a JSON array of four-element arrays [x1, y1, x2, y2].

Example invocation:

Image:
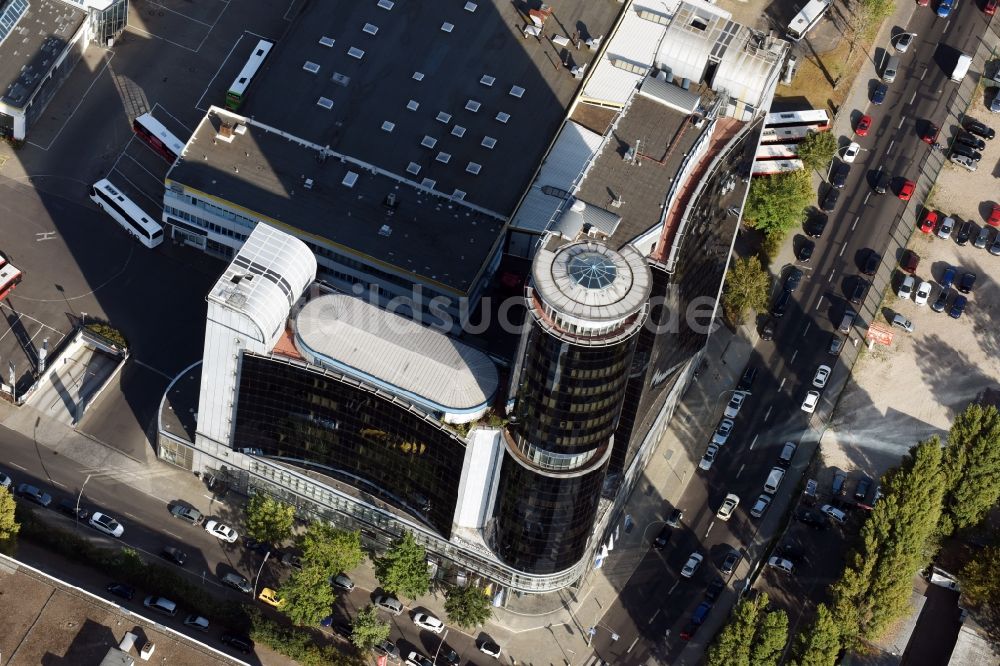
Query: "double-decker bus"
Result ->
[[786, 0, 832, 42], [764, 109, 831, 131], [226, 39, 274, 110], [752, 159, 805, 176], [0, 252, 23, 302], [89, 179, 164, 249], [132, 113, 185, 163]]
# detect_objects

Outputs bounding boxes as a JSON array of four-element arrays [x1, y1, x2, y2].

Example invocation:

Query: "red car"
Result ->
[[921, 123, 939, 144], [898, 180, 915, 201], [919, 211, 938, 233], [988, 204, 1000, 227], [917, 0, 929, 5], [856, 114, 872, 136], [986, 0, 998, 16]]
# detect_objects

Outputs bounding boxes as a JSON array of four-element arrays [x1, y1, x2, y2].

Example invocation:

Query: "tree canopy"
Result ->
[[789, 603, 840, 666], [939, 404, 1000, 536], [0, 487, 19, 554], [245, 494, 296, 544], [707, 593, 782, 666], [744, 170, 813, 237], [958, 543, 1000, 642], [373, 531, 431, 600], [797, 131, 839, 174], [751, 605, 789, 666], [444, 584, 493, 629], [278, 565, 336, 626], [301, 523, 365, 575], [722, 255, 772, 325], [350, 604, 391, 651]]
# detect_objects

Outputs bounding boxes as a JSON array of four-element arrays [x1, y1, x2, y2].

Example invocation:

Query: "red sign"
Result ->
[[377, 655, 387, 666], [866, 323, 894, 346]]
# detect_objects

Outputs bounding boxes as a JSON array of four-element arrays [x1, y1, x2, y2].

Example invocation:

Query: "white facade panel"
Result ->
[[453, 428, 503, 529]]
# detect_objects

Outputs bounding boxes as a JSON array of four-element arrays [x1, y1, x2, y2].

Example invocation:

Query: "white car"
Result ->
[[843, 142, 861, 163], [89, 511, 124, 538], [699, 444, 720, 471], [680, 552, 704, 578], [412, 612, 444, 634], [897, 275, 915, 299], [893, 31, 915, 53], [478, 640, 502, 658], [204, 520, 239, 543], [914, 281, 931, 306], [767, 556, 794, 574], [711, 418, 735, 445], [937, 216, 955, 240], [750, 493, 772, 518], [812, 365, 831, 388], [820, 504, 847, 523], [723, 392, 747, 418], [406, 651, 433, 666], [716, 493, 739, 521], [801, 390, 820, 413]]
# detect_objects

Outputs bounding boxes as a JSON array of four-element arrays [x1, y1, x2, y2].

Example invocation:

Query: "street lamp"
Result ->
[[75, 474, 92, 531], [826, 143, 865, 182], [432, 628, 449, 664], [252, 551, 271, 600]]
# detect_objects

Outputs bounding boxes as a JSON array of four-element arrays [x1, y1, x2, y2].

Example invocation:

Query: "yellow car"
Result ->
[[258, 587, 285, 609]]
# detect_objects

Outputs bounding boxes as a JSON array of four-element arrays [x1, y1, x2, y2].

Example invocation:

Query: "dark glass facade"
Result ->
[[488, 451, 608, 575], [233, 353, 466, 537]]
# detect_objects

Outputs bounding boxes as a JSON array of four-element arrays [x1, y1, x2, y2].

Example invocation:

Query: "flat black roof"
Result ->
[[169, 109, 506, 294], [0, 0, 85, 110], [242, 0, 621, 216], [573, 95, 702, 249]]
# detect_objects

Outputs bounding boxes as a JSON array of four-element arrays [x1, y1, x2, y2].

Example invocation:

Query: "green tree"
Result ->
[[444, 584, 493, 629], [790, 603, 841, 666], [722, 255, 771, 325], [939, 404, 1000, 536], [245, 494, 296, 544], [278, 565, 336, 626], [0, 486, 19, 554], [301, 523, 365, 575], [373, 531, 430, 600], [751, 606, 789, 666], [706, 593, 769, 666], [796, 130, 839, 174], [351, 604, 390, 651], [744, 170, 813, 236]]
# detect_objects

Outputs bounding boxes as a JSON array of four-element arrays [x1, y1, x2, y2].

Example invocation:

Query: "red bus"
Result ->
[[0, 253, 23, 302], [132, 113, 185, 163]]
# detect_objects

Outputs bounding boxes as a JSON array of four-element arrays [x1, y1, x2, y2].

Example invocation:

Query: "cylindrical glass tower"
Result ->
[[490, 239, 652, 575]]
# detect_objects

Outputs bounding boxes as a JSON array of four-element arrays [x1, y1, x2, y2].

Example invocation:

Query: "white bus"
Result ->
[[226, 39, 274, 110], [755, 143, 799, 160], [786, 0, 832, 42], [89, 179, 164, 249], [760, 125, 816, 143], [764, 109, 831, 130], [752, 159, 804, 176]]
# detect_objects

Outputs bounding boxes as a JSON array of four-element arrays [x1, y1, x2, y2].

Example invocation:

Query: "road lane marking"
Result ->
[[750, 434, 759, 450], [736, 463, 745, 478], [51, 480, 66, 488], [944, 20, 950, 32], [803, 322, 811, 335], [9, 462, 27, 471], [779, 377, 787, 390], [920, 68, 927, 80], [164, 529, 183, 540], [887, 139, 894, 154], [908, 92, 916, 106], [764, 406, 772, 421], [627, 636, 640, 653], [705, 523, 714, 538], [123, 512, 139, 521], [790, 349, 798, 363], [864, 192, 871, 205], [668, 580, 679, 594], [649, 609, 661, 624], [839, 243, 847, 256], [852, 216, 860, 231], [828, 271, 835, 282]]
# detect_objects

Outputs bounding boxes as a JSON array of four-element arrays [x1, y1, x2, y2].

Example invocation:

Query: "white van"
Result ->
[[143, 596, 177, 617], [764, 466, 786, 494], [951, 53, 972, 82]]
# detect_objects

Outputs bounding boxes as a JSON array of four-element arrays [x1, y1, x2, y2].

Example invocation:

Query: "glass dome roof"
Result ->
[[567, 252, 618, 290]]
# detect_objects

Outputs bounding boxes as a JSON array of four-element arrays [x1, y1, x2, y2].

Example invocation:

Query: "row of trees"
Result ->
[[708, 404, 1000, 664], [245, 494, 493, 651], [706, 592, 788, 666]]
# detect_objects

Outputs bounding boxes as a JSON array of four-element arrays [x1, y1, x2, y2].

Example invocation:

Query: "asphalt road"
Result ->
[[586, 4, 996, 664]]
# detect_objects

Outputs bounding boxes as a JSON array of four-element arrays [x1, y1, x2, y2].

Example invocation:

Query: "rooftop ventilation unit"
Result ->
[[342, 171, 359, 188], [303, 61, 320, 73], [466, 162, 482, 175], [377, 0, 394, 9], [481, 136, 497, 149], [303, 178, 314, 190], [348, 47, 365, 59], [319, 36, 335, 47], [480, 75, 495, 86], [496, 112, 510, 123], [465, 100, 481, 112], [331, 72, 351, 86], [421, 135, 437, 148], [407, 100, 419, 111], [363, 23, 378, 35], [413, 71, 425, 81], [379, 224, 392, 236], [465, 2, 478, 11], [441, 22, 454, 32], [436, 112, 452, 123], [381, 121, 395, 132], [451, 125, 466, 137], [317, 97, 334, 109], [436, 152, 451, 164], [406, 162, 421, 175], [510, 85, 525, 98]]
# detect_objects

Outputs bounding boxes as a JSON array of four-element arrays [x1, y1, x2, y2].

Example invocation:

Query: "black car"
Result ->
[[873, 170, 889, 195], [963, 118, 996, 140], [720, 549, 741, 576], [771, 289, 791, 318], [161, 546, 188, 566], [58, 498, 89, 520], [820, 187, 840, 212], [849, 277, 868, 304], [830, 161, 849, 189], [951, 143, 982, 162], [807, 214, 828, 238], [958, 272, 976, 294], [797, 239, 815, 262], [106, 582, 135, 601], [872, 82, 888, 104], [16, 483, 52, 507], [854, 477, 873, 502], [436, 645, 460, 666], [931, 288, 949, 313], [956, 222, 974, 246], [862, 250, 881, 276], [666, 508, 684, 527], [785, 268, 804, 292], [704, 579, 725, 603], [243, 537, 279, 557], [220, 634, 254, 654], [737, 365, 758, 391], [796, 509, 830, 529], [955, 131, 986, 151], [652, 525, 671, 550]]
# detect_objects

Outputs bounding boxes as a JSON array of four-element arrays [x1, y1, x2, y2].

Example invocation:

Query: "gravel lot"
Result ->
[[820, 109, 1000, 484]]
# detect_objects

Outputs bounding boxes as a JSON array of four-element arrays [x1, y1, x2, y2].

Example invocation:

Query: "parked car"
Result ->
[[956, 131, 987, 151], [900, 250, 919, 273], [949, 294, 968, 319], [941, 265, 956, 289], [797, 239, 815, 262], [723, 392, 746, 418], [479, 640, 502, 659], [220, 634, 254, 654], [0, 472, 11, 490], [406, 651, 434, 666], [332, 573, 355, 591], [760, 317, 776, 341], [767, 557, 794, 574], [820, 504, 848, 523], [258, 588, 285, 609], [716, 494, 739, 521], [220, 572, 252, 594], [796, 509, 830, 529], [891, 313, 914, 332], [828, 334, 844, 356], [771, 288, 791, 318], [160, 546, 187, 566], [988, 203, 1000, 227], [990, 233, 1000, 256], [666, 507, 684, 528], [89, 512, 124, 538], [750, 494, 772, 518], [937, 0, 954, 16], [897, 179, 915, 201], [952, 143, 982, 162], [711, 418, 734, 445], [143, 596, 178, 617], [699, 444, 720, 471], [737, 365, 758, 391], [931, 288, 949, 312], [897, 275, 915, 299], [16, 483, 52, 507], [856, 114, 872, 136], [958, 272, 977, 293], [807, 214, 828, 238], [106, 582, 135, 601], [820, 187, 841, 212], [849, 277, 868, 304], [801, 390, 820, 413], [937, 215, 955, 240], [57, 498, 89, 520], [963, 118, 995, 140], [374, 640, 402, 663], [184, 614, 210, 632], [169, 505, 204, 525], [652, 525, 672, 550], [705, 579, 725, 602], [205, 520, 239, 543], [831, 161, 849, 188], [863, 250, 881, 275], [986, 0, 998, 16], [832, 471, 848, 496], [873, 170, 890, 195], [413, 612, 445, 634], [975, 225, 992, 249], [920, 210, 938, 233], [281, 552, 303, 569], [921, 122, 940, 144], [843, 141, 861, 162], [872, 83, 888, 104], [778, 441, 798, 466], [375, 595, 404, 615], [914, 281, 931, 306], [681, 552, 704, 578], [854, 476, 873, 501], [956, 222, 974, 245], [812, 365, 831, 388], [893, 31, 915, 52]]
